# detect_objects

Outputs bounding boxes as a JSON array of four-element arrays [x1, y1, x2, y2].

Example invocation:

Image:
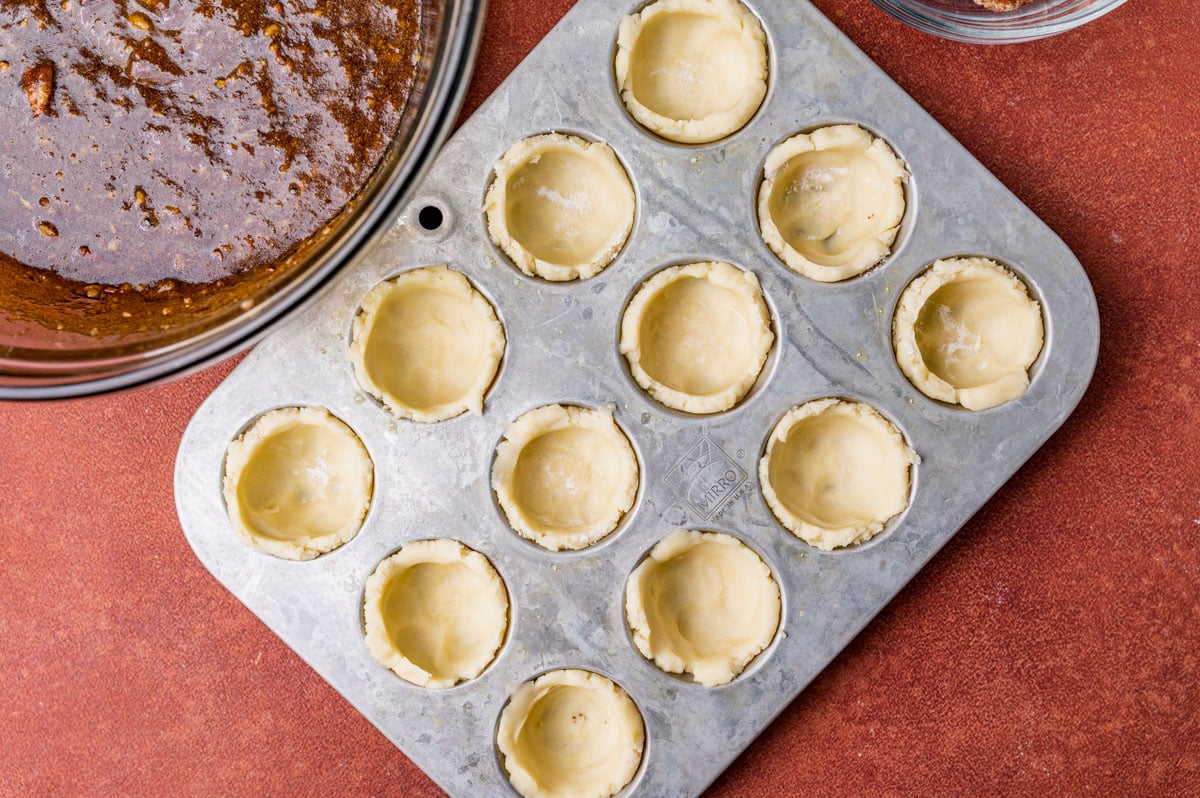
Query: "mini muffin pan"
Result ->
[[174, 0, 1099, 795]]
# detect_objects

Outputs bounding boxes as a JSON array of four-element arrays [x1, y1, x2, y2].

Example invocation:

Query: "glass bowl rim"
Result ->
[[867, 0, 1129, 44]]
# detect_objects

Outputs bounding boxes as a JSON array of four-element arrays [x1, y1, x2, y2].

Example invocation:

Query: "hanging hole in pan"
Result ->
[[417, 204, 445, 232]]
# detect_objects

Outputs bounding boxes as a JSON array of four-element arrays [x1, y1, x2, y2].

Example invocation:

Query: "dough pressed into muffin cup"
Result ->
[[760, 398, 917, 550], [620, 261, 773, 414], [893, 257, 1044, 411], [362, 539, 508, 688], [350, 265, 505, 423], [223, 406, 373, 560], [615, 0, 768, 144], [626, 530, 780, 686], [493, 404, 639, 551], [758, 124, 907, 282], [484, 133, 635, 281], [496, 669, 644, 798]]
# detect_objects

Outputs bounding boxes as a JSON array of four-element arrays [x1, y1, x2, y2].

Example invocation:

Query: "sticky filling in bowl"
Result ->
[[1, 0, 421, 337]]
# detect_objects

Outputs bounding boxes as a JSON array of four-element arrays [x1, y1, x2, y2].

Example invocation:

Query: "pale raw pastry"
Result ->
[[893, 257, 1044, 411], [493, 405, 638, 551], [350, 265, 505, 422], [758, 124, 907, 282], [497, 669, 644, 798], [484, 133, 635, 281], [760, 399, 916, 550], [362, 539, 508, 688], [615, 0, 768, 144], [620, 261, 773, 414], [626, 530, 780, 687], [223, 406, 373, 560]]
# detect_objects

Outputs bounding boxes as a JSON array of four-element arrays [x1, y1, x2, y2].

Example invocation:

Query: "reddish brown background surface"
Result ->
[[2, 0, 1199, 795]]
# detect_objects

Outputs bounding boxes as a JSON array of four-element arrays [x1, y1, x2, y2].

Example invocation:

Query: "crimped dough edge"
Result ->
[[759, 398, 917, 550], [892, 257, 1044, 411], [484, 133, 635, 282], [222, 406, 373, 561], [615, 0, 768, 144], [362, 539, 508, 688], [350, 265, 505, 423], [619, 261, 774, 414], [625, 529, 781, 686], [496, 668, 644, 798], [757, 124, 907, 282], [492, 404, 639, 551]]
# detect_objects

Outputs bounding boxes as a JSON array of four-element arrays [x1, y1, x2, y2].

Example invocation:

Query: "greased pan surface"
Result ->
[[174, 1, 1099, 795]]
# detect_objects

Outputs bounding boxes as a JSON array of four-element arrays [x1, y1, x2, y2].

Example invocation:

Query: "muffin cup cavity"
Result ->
[[362, 539, 509, 689], [349, 265, 505, 423], [893, 256, 1044, 410], [757, 124, 907, 282], [760, 398, 917, 550], [484, 133, 636, 282], [496, 669, 645, 798], [614, 0, 768, 144], [620, 261, 774, 415], [493, 404, 640, 551], [222, 406, 373, 561], [625, 529, 781, 686]]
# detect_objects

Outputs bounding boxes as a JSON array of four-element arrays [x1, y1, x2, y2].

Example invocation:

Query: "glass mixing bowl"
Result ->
[[868, 0, 1128, 43], [0, 0, 485, 400]]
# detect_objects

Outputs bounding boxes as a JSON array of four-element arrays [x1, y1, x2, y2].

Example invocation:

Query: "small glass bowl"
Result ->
[[868, 0, 1128, 44]]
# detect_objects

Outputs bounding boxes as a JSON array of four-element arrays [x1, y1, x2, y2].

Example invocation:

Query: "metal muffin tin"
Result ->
[[174, 0, 1100, 795]]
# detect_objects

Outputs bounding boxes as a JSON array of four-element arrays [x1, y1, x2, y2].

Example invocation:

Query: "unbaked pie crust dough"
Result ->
[[493, 405, 639, 551], [758, 124, 907, 282], [893, 257, 1044, 411], [626, 530, 780, 687], [497, 669, 644, 798], [350, 265, 505, 422], [760, 399, 916, 550], [223, 406, 373, 560], [484, 133, 635, 282], [362, 539, 508, 688], [620, 261, 773, 414], [615, 0, 768, 144]]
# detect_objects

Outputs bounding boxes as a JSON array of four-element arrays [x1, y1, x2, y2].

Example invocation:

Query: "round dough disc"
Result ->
[[760, 398, 916, 550], [362, 539, 508, 688], [493, 404, 639, 551], [350, 265, 505, 422], [497, 669, 644, 798], [893, 257, 1044, 410], [223, 406, 373, 560], [626, 530, 780, 686], [620, 261, 773, 414], [485, 133, 635, 282], [758, 124, 907, 282], [615, 0, 768, 144]]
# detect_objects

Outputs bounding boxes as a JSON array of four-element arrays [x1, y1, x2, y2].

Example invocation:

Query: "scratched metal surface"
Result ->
[[174, 1, 1100, 795]]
